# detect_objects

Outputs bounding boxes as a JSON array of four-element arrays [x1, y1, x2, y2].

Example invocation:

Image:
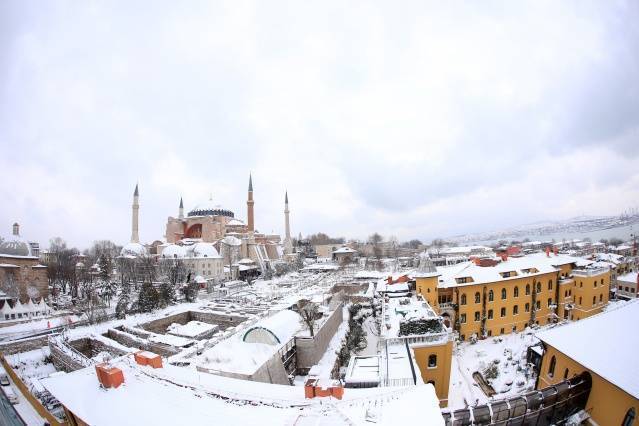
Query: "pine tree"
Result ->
[[137, 280, 159, 312]]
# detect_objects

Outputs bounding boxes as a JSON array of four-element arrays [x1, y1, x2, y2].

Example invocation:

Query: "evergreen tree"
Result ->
[[137, 280, 160, 312], [115, 294, 129, 319]]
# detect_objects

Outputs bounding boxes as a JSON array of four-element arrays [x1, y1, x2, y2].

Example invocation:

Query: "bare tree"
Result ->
[[296, 299, 320, 337]]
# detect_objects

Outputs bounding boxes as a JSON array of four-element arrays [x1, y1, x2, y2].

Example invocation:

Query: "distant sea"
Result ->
[[471, 223, 638, 245]]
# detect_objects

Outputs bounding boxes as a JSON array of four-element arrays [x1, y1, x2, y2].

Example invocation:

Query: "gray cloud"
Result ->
[[1, 0, 638, 248]]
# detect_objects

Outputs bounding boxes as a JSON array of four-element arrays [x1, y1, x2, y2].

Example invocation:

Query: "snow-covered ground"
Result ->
[[448, 330, 540, 410]]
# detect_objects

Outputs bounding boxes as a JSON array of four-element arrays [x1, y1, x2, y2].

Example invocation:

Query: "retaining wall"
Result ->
[[295, 305, 344, 373], [139, 310, 247, 334], [105, 328, 180, 357], [0, 335, 49, 355]]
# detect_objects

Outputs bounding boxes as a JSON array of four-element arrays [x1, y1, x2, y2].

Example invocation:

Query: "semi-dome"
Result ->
[[0, 223, 33, 257], [189, 242, 221, 258], [120, 242, 147, 257], [188, 197, 234, 218], [161, 244, 186, 259]]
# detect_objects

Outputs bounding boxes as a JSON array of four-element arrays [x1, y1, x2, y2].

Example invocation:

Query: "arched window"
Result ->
[[592, 296, 596, 306], [563, 368, 569, 379], [475, 292, 481, 304], [488, 290, 494, 301], [599, 294, 603, 303], [460, 294, 467, 305], [536, 282, 541, 293], [526, 284, 531, 295], [548, 355, 556, 377], [622, 407, 636, 426], [513, 305, 519, 315], [601, 279, 604, 286], [548, 279, 553, 290], [501, 288, 507, 299], [428, 354, 437, 368], [514, 286, 519, 297], [488, 309, 493, 319], [525, 303, 530, 312], [474, 311, 480, 321]]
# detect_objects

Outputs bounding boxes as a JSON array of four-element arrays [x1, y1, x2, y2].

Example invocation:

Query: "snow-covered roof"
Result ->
[[436, 252, 595, 288], [333, 246, 356, 254], [617, 271, 638, 284], [120, 242, 147, 257], [226, 219, 245, 226], [161, 244, 187, 258], [535, 300, 639, 399], [189, 242, 221, 258], [243, 309, 301, 345], [42, 355, 444, 425], [221, 235, 242, 247]]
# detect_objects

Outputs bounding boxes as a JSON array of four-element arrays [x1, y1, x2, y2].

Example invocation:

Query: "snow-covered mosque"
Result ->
[[120, 175, 293, 279]]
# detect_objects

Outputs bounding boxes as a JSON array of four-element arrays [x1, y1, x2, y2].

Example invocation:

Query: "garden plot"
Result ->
[[448, 330, 539, 410]]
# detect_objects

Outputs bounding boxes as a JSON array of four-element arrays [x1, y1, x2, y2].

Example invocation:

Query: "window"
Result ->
[[488, 290, 494, 302], [547, 298, 552, 307], [622, 407, 636, 426], [594, 281, 597, 288], [548, 355, 556, 377], [461, 334, 465, 341], [428, 355, 437, 368], [579, 297, 582, 305], [526, 284, 531, 295], [487, 330, 492, 336], [475, 292, 481, 304], [592, 296, 596, 306], [548, 280, 553, 290], [599, 294, 603, 303], [460, 294, 467, 305], [488, 309, 493, 319], [460, 314, 467, 323], [563, 368, 569, 379], [501, 288, 507, 300], [580, 281, 583, 288], [500, 307, 506, 317], [536, 300, 540, 309], [525, 303, 530, 312], [513, 305, 519, 315], [601, 279, 604, 286], [500, 328, 505, 334], [514, 286, 519, 297], [474, 311, 480, 322], [564, 290, 567, 297], [536, 282, 541, 293]]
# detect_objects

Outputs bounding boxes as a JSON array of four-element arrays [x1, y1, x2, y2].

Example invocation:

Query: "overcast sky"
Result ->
[[1, 1, 638, 249]]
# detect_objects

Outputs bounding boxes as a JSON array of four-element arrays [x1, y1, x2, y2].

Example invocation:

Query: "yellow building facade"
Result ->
[[536, 301, 639, 426], [412, 340, 453, 406], [416, 254, 611, 341]]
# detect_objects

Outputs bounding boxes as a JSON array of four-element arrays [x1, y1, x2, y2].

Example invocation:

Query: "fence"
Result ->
[[0, 354, 66, 426]]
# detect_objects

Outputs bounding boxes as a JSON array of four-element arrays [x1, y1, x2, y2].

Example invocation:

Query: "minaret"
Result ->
[[247, 174, 254, 233], [284, 191, 293, 254], [131, 184, 140, 243], [178, 197, 184, 219]]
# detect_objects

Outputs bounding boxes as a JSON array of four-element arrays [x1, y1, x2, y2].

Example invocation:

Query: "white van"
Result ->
[[3, 386, 19, 404]]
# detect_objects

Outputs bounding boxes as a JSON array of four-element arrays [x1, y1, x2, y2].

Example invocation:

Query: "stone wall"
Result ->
[[106, 328, 180, 357], [0, 335, 49, 355], [197, 350, 290, 386], [69, 337, 128, 359], [295, 305, 344, 374], [139, 310, 247, 334], [0, 255, 48, 302], [49, 341, 90, 372]]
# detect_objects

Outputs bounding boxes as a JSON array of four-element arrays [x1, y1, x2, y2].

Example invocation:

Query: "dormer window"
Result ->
[[500, 271, 517, 278], [456, 277, 473, 284]]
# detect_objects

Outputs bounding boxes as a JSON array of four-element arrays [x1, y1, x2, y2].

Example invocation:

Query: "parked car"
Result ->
[[0, 374, 9, 386], [3, 386, 19, 404]]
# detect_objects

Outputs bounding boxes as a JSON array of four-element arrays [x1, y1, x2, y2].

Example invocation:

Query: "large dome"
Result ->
[[161, 244, 187, 259], [189, 242, 221, 258], [0, 237, 32, 257], [188, 198, 234, 218], [120, 242, 147, 257], [0, 224, 33, 257]]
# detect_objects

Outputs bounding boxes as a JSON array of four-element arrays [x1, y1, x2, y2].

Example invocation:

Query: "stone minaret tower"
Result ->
[[283, 191, 293, 254], [131, 184, 140, 243], [178, 197, 184, 219], [247, 174, 255, 233]]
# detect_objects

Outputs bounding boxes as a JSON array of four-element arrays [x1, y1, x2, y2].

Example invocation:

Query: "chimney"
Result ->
[[95, 363, 124, 388], [134, 351, 163, 368], [500, 253, 508, 262], [546, 246, 551, 257], [553, 247, 558, 256]]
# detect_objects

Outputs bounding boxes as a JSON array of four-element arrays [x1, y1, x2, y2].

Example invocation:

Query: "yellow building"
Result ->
[[378, 285, 453, 407], [416, 253, 611, 341], [535, 301, 639, 426]]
